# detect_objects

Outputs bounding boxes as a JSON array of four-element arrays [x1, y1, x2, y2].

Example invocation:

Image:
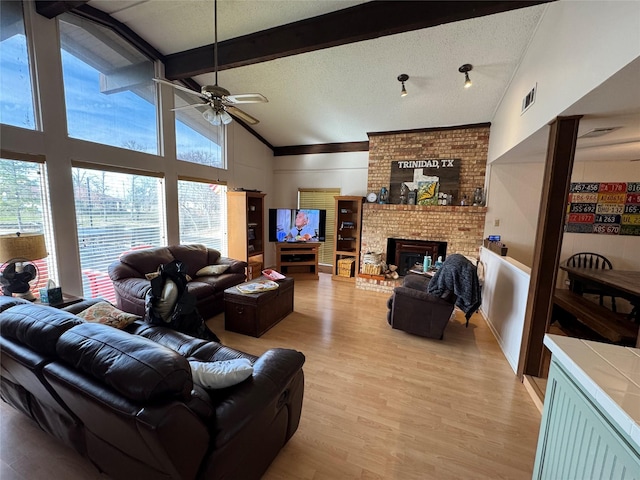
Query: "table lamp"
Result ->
[[0, 232, 48, 301]]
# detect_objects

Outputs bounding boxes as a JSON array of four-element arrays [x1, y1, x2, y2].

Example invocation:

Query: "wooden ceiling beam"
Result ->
[[34, 1, 89, 19], [165, 0, 552, 80]]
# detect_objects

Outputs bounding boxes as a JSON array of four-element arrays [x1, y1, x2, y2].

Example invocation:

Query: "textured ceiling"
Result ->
[[86, 0, 639, 161]]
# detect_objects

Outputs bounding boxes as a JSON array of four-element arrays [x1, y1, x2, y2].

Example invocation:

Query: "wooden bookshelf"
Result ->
[[227, 191, 266, 278], [332, 196, 363, 282]]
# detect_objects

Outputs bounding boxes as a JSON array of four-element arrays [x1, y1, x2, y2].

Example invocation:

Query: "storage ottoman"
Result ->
[[224, 277, 294, 337]]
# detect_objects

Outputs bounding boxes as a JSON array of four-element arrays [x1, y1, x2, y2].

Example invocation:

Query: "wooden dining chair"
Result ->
[[566, 252, 616, 312]]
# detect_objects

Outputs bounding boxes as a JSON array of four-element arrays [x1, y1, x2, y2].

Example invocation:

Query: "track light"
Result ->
[[459, 64, 473, 88], [397, 74, 409, 97]]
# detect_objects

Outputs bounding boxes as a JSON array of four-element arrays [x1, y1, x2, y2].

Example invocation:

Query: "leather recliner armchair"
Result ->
[[387, 274, 456, 339]]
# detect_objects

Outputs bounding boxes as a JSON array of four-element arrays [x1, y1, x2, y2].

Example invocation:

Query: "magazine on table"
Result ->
[[236, 279, 280, 294]]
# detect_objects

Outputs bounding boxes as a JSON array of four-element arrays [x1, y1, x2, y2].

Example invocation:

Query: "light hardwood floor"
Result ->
[[1, 273, 541, 479]]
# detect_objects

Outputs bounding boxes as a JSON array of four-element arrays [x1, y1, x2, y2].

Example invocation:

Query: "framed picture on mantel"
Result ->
[[389, 159, 460, 204]]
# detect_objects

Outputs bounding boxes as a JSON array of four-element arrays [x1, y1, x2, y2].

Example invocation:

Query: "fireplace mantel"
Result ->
[[363, 203, 488, 213]]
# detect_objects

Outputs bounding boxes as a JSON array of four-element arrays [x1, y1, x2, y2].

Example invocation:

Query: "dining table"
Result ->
[[559, 265, 640, 323]]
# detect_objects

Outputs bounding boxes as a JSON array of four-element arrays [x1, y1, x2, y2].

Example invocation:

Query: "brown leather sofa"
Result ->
[[387, 274, 457, 339], [108, 244, 247, 319], [0, 296, 305, 480]]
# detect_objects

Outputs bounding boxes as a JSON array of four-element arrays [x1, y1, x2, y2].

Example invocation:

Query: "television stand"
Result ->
[[276, 243, 319, 280]]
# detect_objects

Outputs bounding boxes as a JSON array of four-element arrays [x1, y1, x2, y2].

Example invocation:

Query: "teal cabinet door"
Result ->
[[533, 360, 640, 480]]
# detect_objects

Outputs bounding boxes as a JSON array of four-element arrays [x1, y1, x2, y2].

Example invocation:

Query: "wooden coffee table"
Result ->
[[224, 277, 294, 337]]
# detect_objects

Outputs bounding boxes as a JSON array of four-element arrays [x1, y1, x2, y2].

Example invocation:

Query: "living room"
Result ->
[[1, 1, 639, 479]]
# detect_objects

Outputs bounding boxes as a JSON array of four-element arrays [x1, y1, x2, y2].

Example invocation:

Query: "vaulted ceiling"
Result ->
[[35, 0, 639, 162]]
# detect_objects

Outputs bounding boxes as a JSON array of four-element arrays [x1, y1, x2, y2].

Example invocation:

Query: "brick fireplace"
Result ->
[[356, 124, 489, 293]]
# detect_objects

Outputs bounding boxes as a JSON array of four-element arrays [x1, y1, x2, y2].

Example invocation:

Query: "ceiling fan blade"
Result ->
[[225, 93, 268, 104], [171, 103, 206, 112], [153, 78, 208, 100], [226, 106, 259, 125]]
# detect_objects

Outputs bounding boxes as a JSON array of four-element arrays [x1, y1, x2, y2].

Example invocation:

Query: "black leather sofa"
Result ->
[[108, 244, 247, 319], [0, 296, 305, 480]]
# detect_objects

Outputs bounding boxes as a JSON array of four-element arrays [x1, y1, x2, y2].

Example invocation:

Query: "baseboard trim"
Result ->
[[523, 375, 545, 414]]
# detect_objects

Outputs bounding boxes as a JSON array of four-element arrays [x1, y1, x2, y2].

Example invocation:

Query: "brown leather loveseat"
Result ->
[[108, 244, 247, 319], [0, 296, 305, 480]]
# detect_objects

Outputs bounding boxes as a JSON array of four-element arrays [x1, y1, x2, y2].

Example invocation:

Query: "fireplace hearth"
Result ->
[[386, 238, 447, 276]]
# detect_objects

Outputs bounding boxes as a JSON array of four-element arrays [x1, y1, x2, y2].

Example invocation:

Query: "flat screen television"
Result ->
[[268, 208, 326, 242]]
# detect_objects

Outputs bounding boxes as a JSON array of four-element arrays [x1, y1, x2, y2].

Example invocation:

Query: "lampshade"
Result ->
[[203, 106, 233, 126], [0, 233, 47, 263]]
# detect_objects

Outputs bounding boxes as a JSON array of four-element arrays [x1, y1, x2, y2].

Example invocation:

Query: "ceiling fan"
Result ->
[[154, 0, 267, 126]]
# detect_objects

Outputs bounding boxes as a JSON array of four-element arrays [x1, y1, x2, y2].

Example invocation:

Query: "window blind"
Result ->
[[298, 189, 339, 266], [178, 180, 227, 254], [73, 167, 165, 302], [0, 158, 56, 292]]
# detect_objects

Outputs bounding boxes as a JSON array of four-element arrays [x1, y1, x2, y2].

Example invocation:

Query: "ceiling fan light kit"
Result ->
[[459, 64, 473, 88], [397, 74, 409, 97], [153, 0, 267, 126]]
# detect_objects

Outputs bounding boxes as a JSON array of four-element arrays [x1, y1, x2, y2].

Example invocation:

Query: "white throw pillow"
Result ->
[[189, 358, 253, 389], [196, 264, 229, 276], [155, 278, 178, 322]]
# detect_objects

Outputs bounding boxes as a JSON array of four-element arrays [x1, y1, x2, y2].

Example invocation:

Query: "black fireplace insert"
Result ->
[[386, 238, 447, 276]]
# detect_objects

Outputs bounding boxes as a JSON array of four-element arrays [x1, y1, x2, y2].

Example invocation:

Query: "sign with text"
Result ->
[[389, 159, 460, 204], [566, 182, 640, 236]]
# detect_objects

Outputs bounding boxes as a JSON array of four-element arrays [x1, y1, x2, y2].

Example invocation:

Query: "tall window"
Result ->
[[175, 91, 225, 168], [299, 189, 339, 266], [0, 1, 36, 130], [59, 14, 157, 154], [178, 180, 227, 253], [0, 157, 56, 291], [72, 166, 165, 301]]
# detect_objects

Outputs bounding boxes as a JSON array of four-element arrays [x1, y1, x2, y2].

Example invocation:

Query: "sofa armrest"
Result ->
[[108, 261, 143, 282], [112, 277, 151, 299], [209, 348, 305, 447], [217, 257, 248, 274]]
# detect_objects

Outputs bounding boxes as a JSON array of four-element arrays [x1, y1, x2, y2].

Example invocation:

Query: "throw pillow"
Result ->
[[195, 264, 229, 276], [76, 301, 139, 329], [155, 278, 179, 322], [145, 271, 160, 280], [189, 358, 253, 389]]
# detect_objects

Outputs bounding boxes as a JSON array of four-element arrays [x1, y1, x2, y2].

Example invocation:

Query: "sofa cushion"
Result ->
[[189, 358, 253, 389], [0, 304, 84, 356], [57, 323, 192, 402], [168, 244, 209, 278], [120, 247, 175, 277], [76, 301, 140, 329]]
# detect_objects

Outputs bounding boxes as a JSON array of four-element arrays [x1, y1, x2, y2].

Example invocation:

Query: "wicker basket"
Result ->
[[362, 263, 382, 275], [337, 258, 356, 277]]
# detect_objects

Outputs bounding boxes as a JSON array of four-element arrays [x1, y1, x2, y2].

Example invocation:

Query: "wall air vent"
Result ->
[[578, 127, 621, 139], [521, 84, 536, 114]]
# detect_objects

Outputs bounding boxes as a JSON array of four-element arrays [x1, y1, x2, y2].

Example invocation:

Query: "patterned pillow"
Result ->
[[76, 302, 140, 329]]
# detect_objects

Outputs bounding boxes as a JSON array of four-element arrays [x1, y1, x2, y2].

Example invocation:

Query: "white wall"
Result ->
[[272, 152, 369, 208], [488, 1, 640, 163], [483, 162, 545, 266], [479, 247, 531, 374]]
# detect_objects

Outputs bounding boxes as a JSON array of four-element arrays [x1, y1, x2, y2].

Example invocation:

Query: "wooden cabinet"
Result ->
[[276, 243, 319, 280], [332, 196, 363, 282], [227, 191, 265, 277]]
